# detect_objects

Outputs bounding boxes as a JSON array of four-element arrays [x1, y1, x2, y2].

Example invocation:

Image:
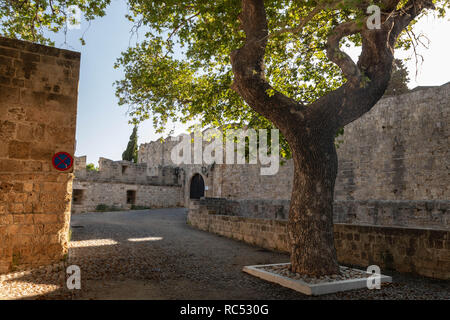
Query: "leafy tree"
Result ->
[[0, 0, 111, 46], [3, 0, 448, 276], [384, 59, 410, 96], [114, 0, 448, 276], [122, 126, 138, 163], [86, 163, 98, 171]]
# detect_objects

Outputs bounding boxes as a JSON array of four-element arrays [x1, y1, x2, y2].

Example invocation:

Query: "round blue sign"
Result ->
[[52, 152, 74, 171]]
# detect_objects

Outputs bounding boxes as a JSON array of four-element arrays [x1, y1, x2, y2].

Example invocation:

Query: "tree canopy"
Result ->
[[2, 1, 447, 156], [0, 0, 111, 45], [113, 0, 447, 131]]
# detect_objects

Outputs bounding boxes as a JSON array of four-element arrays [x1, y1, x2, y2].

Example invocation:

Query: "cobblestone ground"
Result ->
[[1, 209, 449, 300]]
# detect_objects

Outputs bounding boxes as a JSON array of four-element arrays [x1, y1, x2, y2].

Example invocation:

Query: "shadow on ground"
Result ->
[[2, 209, 449, 300]]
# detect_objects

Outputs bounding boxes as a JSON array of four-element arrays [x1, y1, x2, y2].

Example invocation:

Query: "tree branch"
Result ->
[[389, 0, 435, 43], [326, 21, 363, 86], [268, 4, 324, 39], [230, 0, 305, 131], [318, 0, 437, 129]]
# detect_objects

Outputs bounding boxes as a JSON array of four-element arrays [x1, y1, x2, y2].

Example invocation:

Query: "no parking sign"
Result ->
[[52, 152, 74, 171]]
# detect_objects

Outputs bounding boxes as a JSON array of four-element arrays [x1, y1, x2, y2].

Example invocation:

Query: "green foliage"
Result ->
[[86, 163, 98, 171], [130, 205, 151, 210], [1, 1, 448, 156], [384, 59, 410, 96], [0, 0, 111, 46], [95, 204, 108, 212], [122, 126, 138, 163], [95, 204, 122, 212], [112, 0, 448, 156]]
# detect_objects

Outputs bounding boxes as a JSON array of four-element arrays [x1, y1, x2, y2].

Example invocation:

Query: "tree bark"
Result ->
[[287, 132, 339, 275]]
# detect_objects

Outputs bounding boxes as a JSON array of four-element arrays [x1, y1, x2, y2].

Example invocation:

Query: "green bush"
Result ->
[[95, 204, 125, 212], [95, 204, 109, 212], [131, 205, 151, 210], [86, 163, 99, 171]]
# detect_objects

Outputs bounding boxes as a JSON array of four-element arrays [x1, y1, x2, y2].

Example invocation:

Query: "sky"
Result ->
[[45, 0, 450, 166]]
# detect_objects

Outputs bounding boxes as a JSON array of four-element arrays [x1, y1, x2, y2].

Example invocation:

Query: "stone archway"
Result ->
[[190, 174, 205, 199]]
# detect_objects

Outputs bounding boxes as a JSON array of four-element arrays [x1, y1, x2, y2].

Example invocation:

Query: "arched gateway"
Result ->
[[190, 174, 205, 199]]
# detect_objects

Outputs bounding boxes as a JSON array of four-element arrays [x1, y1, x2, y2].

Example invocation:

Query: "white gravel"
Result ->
[[260, 265, 370, 284]]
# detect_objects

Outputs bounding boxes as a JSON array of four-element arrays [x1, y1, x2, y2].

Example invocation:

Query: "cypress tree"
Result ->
[[122, 126, 138, 163], [384, 59, 410, 96]]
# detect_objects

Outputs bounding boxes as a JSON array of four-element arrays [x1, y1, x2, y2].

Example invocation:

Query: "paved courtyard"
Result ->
[[1, 209, 448, 300]]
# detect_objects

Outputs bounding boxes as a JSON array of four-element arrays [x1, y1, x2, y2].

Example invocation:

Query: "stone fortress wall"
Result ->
[[188, 200, 450, 279], [137, 83, 449, 224], [74, 83, 449, 229], [70, 69, 449, 279], [71, 156, 183, 214], [183, 83, 450, 279], [0, 37, 80, 273], [139, 83, 449, 205]]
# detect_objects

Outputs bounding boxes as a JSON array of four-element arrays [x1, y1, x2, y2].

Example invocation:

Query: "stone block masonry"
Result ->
[[334, 83, 449, 201], [138, 83, 449, 211], [71, 156, 183, 214], [188, 203, 450, 280], [71, 181, 183, 214], [0, 37, 80, 274], [196, 198, 449, 230]]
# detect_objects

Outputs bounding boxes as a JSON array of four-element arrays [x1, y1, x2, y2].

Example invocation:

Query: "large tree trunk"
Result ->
[[230, 0, 435, 277], [287, 133, 340, 276]]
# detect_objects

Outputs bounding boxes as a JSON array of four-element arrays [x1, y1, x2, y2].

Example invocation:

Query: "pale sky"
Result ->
[[347, 14, 450, 88], [46, 1, 450, 166]]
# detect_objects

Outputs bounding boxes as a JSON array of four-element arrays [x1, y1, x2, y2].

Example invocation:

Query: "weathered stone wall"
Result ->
[[194, 198, 449, 230], [138, 134, 294, 203], [138, 137, 179, 168], [335, 83, 449, 201], [197, 198, 290, 220], [139, 83, 449, 210], [71, 181, 183, 214], [0, 37, 80, 273], [334, 200, 449, 229], [188, 204, 450, 279], [75, 157, 180, 186], [72, 156, 183, 213], [211, 163, 293, 200]]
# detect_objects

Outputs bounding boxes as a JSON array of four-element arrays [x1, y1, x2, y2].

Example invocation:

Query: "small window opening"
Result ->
[[72, 189, 84, 205], [127, 190, 136, 204]]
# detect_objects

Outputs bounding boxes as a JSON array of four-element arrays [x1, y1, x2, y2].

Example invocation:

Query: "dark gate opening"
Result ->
[[190, 174, 205, 199], [72, 189, 84, 205], [127, 190, 136, 204]]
